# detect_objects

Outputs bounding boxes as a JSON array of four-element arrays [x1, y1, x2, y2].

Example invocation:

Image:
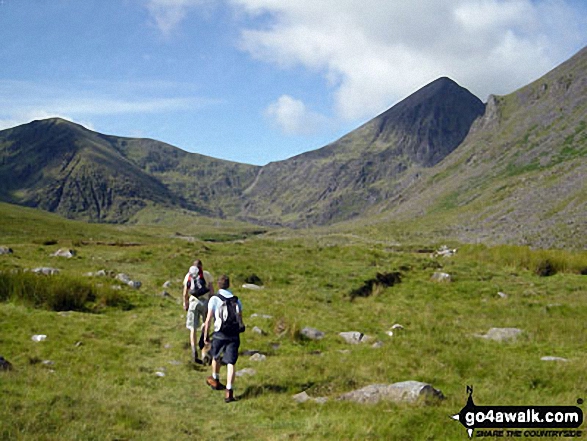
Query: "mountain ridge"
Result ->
[[0, 45, 585, 248]]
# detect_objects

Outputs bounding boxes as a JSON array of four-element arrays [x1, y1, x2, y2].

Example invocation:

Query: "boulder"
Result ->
[[339, 381, 444, 404], [0, 246, 13, 255], [116, 273, 141, 289], [293, 391, 328, 404], [252, 326, 266, 335], [339, 331, 372, 344], [52, 248, 75, 258], [431, 272, 451, 282], [475, 327, 523, 342], [242, 283, 264, 290], [250, 353, 266, 362], [300, 327, 325, 340], [32, 267, 60, 275], [433, 245, 457, 257], [236, 368, 256, 377]]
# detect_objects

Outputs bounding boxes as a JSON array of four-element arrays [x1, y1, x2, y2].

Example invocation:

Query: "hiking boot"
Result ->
[[206, 376, 225, 390], [225, 388, 236, 403]]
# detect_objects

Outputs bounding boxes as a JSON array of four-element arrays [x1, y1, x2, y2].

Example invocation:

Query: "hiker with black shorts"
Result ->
[[203, 274, 245, 403], [183, 260, 214, 364]]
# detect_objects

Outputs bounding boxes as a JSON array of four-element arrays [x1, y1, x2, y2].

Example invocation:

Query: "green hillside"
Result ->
[[1, 199, 586, 440]]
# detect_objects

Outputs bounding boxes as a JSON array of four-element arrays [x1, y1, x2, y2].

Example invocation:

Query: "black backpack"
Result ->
[[216, 294, 245, 336], [188, 274, 209, 299]]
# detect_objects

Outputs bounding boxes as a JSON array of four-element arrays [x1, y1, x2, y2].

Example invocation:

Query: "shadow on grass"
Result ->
[[239, 382, 315, 400]]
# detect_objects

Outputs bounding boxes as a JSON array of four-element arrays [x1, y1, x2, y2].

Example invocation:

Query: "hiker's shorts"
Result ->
[[210, 334, 240, 365], [186, 296, 208, 330]]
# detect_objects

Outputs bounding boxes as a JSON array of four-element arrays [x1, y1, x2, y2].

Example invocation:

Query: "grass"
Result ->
[[1, 203, 586, 440]]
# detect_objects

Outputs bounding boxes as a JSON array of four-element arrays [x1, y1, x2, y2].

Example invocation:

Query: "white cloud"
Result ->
[[265, 95, 331, 136], [231, 0, 587, 122], [145, 0, 210, 36], [0, 79, 218, 131]]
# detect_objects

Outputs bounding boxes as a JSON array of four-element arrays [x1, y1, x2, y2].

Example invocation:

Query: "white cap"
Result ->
[[189, 266, 198, 276]]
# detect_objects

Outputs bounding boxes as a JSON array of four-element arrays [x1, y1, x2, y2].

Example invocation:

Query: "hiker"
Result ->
[[183, 259, 214, 364], [203, 274, 245, 403]]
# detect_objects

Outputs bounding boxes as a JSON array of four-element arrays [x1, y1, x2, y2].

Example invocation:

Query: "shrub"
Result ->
[[0, 271, 131, 312]]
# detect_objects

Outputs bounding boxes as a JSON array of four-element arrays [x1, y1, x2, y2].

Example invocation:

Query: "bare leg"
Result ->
[[190, 329, 198, 361], [226, 363, 235, 390]]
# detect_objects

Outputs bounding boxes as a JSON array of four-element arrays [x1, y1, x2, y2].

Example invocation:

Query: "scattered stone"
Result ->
[[162, 281, 172, 289], [95, 269, 115, 277], [433, 245, 457, 258], [250, 313, 273, 319], [391, 324, 404, 330], [155, 371, 166, 377], [250, 353, 267, 362], [57, 311, 73, 317], [160, 291, 174, 299], [42, 360, 54, 366], [497, 292, 508, 299], [116, 273, 132, 284], [300, 327, 325, 340], [241, 350, 261, 356], [236, 368, 256, 377], [372, 341, 384, 348], [339, 331, 372, 344], [116, 273, 141, 289], [252, 326, 266, 335], [242, 283, 264, 290], [292, 391, 328, 404], [75, 341, 83, 347], [32, 267, 60, 275], [541, 356, 568, 362], [52, 248, 75, 258], [0, 246, 13, 255], [31, 334, 47, 342], [386, 331, 394, 337], [293, 391, 312, 403], [431, 272, 451, 282], [0, 356, 13, 371], [475, 328, 523, 342], [128, 280, 142, 289], [338, 381, 444, 404], [168, 360, 182, 366]]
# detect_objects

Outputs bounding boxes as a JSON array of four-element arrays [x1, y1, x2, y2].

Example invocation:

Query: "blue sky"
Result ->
[[1, 0, 586, 165]]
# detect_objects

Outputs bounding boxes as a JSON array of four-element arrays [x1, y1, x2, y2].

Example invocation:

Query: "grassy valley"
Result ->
[[1, 202, 586, 440]]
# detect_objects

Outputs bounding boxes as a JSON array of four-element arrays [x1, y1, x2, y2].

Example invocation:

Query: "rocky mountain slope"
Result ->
[[240, 77, 485, 226], [0, 46, 585, 248], [0, 119, 259, 222], [375, 46, 587, 248]]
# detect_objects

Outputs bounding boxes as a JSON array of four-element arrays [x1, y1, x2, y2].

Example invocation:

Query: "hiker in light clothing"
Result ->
[[183, 259, 214, 364], [203, 274, 243, 403]]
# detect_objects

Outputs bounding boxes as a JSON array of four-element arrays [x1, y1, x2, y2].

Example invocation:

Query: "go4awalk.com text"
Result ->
[[452, 387, 584, 438]]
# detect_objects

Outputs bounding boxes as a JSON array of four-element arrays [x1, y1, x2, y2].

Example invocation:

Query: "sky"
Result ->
[[0, 0, 586, 166]]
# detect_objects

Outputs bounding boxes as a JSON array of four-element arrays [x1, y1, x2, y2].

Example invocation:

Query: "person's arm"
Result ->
[[203, 305, 213, 343], [183, 282, 189, 311]]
